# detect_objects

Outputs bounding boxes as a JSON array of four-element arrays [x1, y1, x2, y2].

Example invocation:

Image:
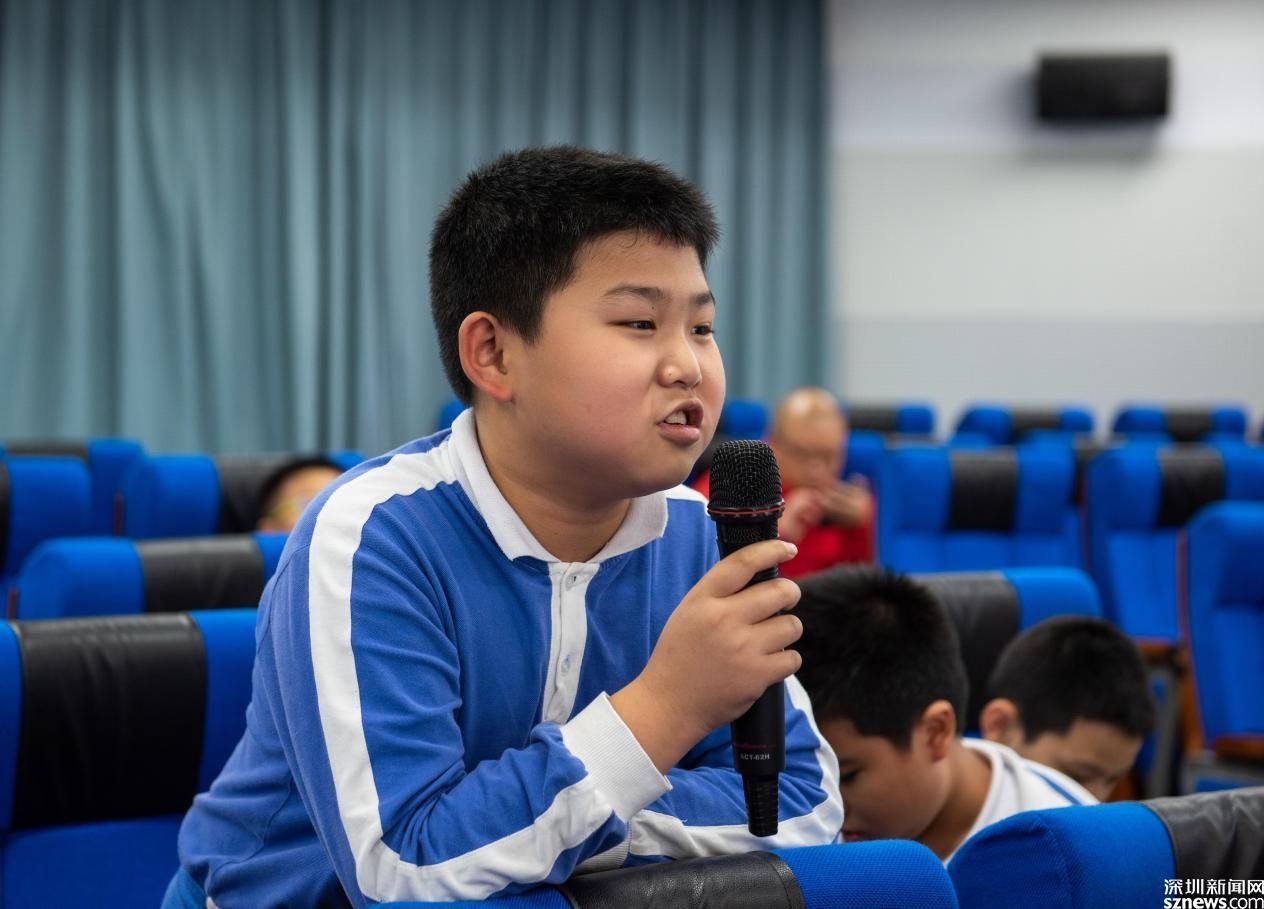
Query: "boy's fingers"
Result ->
[[730, 578, 801, 624], [764, 649, 802, 684], [702, 541, 798, 598], [753, 613, 803, 653]]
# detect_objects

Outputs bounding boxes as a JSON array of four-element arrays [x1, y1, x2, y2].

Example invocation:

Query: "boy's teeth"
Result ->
[[665, 412, 687, 425]]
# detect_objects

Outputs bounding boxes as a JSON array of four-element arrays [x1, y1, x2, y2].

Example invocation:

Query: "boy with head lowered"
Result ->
[[165, 147, 842, 909], [979, 616, 1154, 800], [794, 566, 1093, 865]]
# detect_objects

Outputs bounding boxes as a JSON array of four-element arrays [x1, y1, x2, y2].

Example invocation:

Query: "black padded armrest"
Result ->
[[560, 852, 805, 909], [1147, 788, 1264, 879]]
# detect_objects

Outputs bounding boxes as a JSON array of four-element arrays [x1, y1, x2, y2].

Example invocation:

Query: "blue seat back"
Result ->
[[1185, 502, 1264, 747], [13, 533, 286, 619], [0, 457, 92, 584], [121, 452, 361, 539], [719, 398, 769, 439], [1, 439, 145, 534], [877, 447, 1079, 572], [1114, 403, 1248, 443], [1086, 446, 1264, 643], [0, 610, 255, 909], [843, 429, 887, 485], [948, 802, 1174, 909], [436, 398, 465, 432], [956, 405, 1093, 446]]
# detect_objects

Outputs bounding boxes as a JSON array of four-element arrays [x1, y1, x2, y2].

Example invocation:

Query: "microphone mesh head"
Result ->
[[708, 439, 782, 510]]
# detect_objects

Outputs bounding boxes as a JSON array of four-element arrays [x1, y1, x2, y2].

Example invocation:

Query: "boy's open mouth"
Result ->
[[660, 402, 703, 428]]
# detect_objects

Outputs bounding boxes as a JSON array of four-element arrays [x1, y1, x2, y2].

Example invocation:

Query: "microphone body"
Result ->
[[706, 440, 787, 837]]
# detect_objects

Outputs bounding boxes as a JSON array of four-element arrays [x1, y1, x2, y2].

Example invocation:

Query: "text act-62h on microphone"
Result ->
[[706, 439, 787, 837]]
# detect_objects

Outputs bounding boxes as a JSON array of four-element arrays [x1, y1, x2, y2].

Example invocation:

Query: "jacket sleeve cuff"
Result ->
[[560, 692, 672, 821]]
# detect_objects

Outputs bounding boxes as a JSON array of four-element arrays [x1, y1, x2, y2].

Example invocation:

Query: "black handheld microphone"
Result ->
[[706, 439, 787, 837]]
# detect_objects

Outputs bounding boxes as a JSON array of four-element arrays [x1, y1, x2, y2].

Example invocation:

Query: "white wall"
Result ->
[[829, 0, 1264, 437]]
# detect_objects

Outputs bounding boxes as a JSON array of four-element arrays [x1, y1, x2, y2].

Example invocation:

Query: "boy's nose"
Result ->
[[660, 337, 702, 388]]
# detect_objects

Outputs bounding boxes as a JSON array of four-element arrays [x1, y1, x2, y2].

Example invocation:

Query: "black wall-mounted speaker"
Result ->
[[1036, 52, 1171, 122]]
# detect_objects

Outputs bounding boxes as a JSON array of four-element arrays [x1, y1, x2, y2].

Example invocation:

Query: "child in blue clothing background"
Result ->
[[165, 146, 843, 909]]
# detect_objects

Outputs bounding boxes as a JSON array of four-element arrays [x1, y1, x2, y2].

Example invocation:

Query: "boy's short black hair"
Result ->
[[795, 566, 969, 749], [429, 146, 720, 403], [987, 616, 1155, 741]]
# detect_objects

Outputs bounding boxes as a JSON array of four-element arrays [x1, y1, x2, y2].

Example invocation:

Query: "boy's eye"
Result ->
[[839, 769, 860, 785], [693, 324, 715, 337], [621, 320, 655, 330]]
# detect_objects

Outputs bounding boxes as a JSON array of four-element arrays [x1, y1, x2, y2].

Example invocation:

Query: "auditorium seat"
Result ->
[[0, 457, 92, 587], [1112, 403, 1249, 444], [0, 438, 145, 535], [118, 450, 361, 539], [11, 533, 286, 619], [876, 447, 1080, 572], [379, 841, 958, 908], [0, 609, 255, 909], [1181, 503, 1264, 791], [948, 788, 1264, 908], [1085, 445, 1264, 645], [915, 568, 1101, 731], [845, 401, 936, 437], [435, 398, 465, 432], [719, 398, 770, 439], [955, 404, 1094, 446]]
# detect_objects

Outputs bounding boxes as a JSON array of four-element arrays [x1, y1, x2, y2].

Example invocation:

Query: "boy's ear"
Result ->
[[979, 698, 1024, 748], [919, 700, 958, 763], [458, 311, 514, 404]]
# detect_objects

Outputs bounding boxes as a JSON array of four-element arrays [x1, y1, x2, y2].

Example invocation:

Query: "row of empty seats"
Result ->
[[0, 445, 360, 590], [7, 438, 1259, 651]]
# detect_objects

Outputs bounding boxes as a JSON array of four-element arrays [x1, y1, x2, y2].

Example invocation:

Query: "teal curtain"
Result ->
[[0, 0, 828, 455]]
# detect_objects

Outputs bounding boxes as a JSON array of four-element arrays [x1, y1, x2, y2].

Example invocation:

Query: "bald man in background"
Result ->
[[769, 388, 874, 577], [694, 388, 875, 578]]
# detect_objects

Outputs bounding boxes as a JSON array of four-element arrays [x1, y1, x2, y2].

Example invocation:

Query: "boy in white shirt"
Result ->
[[979, 616, 1154, 801], [794, 567, 1096, 864]]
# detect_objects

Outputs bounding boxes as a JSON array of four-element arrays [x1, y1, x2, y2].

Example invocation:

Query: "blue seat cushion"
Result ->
[[948, 803, 1174, 909], [4, 816, 182, 909]]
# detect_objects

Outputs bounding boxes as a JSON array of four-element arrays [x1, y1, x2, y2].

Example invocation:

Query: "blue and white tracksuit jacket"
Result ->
[[177, 409, 843, 907]]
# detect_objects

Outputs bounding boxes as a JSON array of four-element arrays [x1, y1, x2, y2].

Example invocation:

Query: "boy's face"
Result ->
[[1017, 719, 1142, 801], [506, 232, 725, 501], [819, 715, 950, 844]]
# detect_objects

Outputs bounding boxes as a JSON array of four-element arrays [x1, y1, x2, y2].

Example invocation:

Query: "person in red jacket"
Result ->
[[695, 387, 874, 578]]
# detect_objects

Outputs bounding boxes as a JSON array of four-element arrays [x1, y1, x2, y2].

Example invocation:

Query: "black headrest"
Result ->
[[216, 453, 341, 533], [1164, 408, 1216, 444], [3, 441, 90, 463], [1008, 408, 1064, 442], [1147, 788, 1264, 880], [915, 572, 1021, 731], [215, 454, 297, 533], [1157, 449, 1225, 527], [560, 851, 804, 909], [948, 451, 1019, 531], [846, 405, 901, 434], [138, 537, 267, 613], [11, 614, 207, 830]]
